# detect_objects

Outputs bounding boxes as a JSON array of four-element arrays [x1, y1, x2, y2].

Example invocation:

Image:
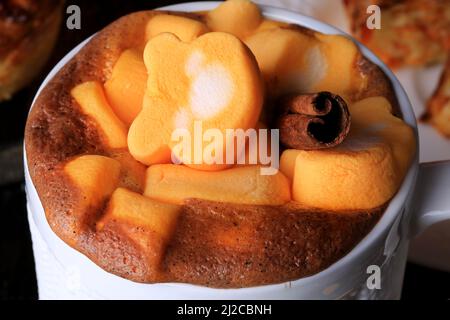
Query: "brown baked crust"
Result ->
[[25, 10, 395, 288], [343, 0, 450, 68], [0, 0, 64, 101], [164, 200, 382, 287], [422, 54, 450, 137]]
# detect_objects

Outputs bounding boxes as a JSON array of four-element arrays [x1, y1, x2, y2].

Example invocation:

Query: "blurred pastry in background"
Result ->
[[423, 54, 450, 137], [343, 0, 450, 69], [0, 0, 64, 102]]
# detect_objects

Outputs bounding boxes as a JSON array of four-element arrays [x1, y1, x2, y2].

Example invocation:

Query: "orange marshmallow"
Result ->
[[144, 164, 291, 205], [64, 155, 121, 211], [97, 188, 181, 269], [237, 121, 272, 166], [313, 34, 361, 98], [245, 27, 361, 100], [206, 0, 263, 39], [104, 49, 147, 126], [71, 81, 128, 148], [350, 96, 416, 179], [99, 188, 181, 242], [145, 14, 209, 42], [245, 27, 322, 96], [128, 32, 263, 168], [186, 121, 271, 171], [128, 96, 174, 165], [110, 151, 147, 193], [279, 149, 299, 182], [253, 19, 288, 34], [284, 96, 415, 210], [292, 145, 398, 211]]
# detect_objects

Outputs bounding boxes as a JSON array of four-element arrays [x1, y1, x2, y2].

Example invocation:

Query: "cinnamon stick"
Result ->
[[276, 92, 351, 150]]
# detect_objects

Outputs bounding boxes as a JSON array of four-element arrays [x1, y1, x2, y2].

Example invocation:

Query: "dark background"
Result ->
[[1, 0, 449, 300]]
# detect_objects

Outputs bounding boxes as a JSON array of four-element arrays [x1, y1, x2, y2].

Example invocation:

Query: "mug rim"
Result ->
[[25, 1, 420, 293]]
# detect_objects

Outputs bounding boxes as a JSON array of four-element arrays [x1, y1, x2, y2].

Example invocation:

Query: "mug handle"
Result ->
[[409, 161, 450, 238]]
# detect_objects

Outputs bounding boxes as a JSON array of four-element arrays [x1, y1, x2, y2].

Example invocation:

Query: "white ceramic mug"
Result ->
[[25, 2, 450, 300]]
